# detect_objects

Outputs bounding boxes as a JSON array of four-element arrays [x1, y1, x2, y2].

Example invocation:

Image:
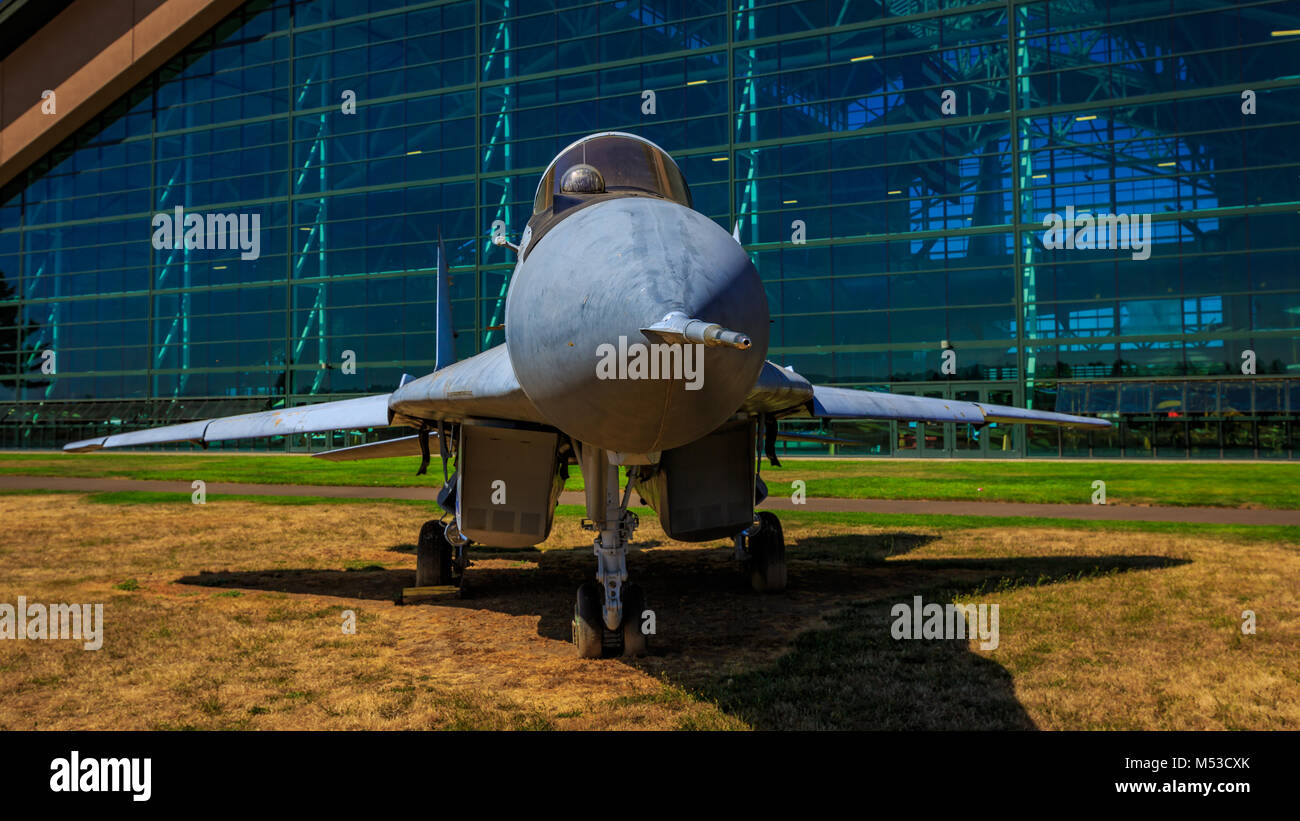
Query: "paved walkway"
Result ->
[[3, 475, 1298, 525], [748, 494, 1300, 525]]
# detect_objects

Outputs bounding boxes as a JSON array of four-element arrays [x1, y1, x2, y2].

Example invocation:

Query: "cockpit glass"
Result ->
[[532, 134, 691, 215]]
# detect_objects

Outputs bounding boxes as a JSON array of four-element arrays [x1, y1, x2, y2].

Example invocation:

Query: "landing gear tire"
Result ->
[[621, 584, 648, 658], [573, 583, 648, 658], [573, 582, 605, 659], [747, 511, 787, 593], [415, 520, 453, 587]]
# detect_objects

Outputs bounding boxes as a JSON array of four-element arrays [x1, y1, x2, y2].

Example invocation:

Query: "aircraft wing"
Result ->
[[810, 385, 1110, 428], [63, 344, 547, 453], [385, 343, 547, 425], [63, 393, 398, 452], [745, 361, 1110, 429]]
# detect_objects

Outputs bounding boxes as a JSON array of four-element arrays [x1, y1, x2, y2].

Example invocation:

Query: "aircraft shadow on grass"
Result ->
[[175, 533, 1189, 731]]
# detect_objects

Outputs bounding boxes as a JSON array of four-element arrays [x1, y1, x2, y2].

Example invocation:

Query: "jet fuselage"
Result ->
[[502, 132, 770, 456]]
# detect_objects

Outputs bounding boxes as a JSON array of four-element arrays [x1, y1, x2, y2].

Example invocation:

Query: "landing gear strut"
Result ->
[[735, 511, 787, 593], [572, 445, 648, 658]]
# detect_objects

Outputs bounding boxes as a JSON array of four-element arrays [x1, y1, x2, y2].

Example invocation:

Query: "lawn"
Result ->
[[0, 493, 1296, 730], [3, 450, 1299, 509]]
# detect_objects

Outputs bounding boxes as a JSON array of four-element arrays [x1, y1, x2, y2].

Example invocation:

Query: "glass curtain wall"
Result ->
[[1, 0, 1297, 457]]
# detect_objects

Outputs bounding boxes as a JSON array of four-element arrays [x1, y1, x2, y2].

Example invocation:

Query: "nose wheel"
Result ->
[[573, 581, 647, 658]]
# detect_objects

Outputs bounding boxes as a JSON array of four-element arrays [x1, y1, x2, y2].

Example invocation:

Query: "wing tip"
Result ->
[[1065, 415, 1113, 429], [63, 439, 106, 453]]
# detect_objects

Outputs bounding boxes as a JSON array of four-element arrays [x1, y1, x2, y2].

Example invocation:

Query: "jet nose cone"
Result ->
[[505, 197, 769, 454]]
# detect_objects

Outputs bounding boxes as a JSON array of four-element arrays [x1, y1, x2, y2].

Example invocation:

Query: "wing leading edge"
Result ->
[[810, 385, 1110, 429], [62, 344, 545, 454], [63, 394, 396, 452], [64, 353, 1104, 453], [746, 362, 1110, 429]]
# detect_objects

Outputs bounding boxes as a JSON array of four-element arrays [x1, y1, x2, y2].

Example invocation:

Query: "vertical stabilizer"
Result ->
[[435, 229, 455, 371]]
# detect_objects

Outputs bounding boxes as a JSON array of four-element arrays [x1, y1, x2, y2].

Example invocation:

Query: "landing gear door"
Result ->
[[456, 422, 561, 548], [646, 417, 756, 543]]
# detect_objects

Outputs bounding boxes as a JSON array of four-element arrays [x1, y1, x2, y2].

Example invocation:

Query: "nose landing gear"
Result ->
[[573, 580, 648, 659], [572, 445, 650, 658]]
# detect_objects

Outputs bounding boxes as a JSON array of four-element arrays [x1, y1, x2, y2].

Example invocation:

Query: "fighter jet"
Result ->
[[65, 131, 1110, 658]]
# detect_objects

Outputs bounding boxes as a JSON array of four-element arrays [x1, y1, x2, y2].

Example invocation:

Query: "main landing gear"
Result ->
[[572, 445, 649, 659], [735, 510, 787, 593], [415, 518, 470, 587]]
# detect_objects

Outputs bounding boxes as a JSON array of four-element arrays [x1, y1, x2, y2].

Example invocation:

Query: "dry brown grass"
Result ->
[[968, 526, 1300, 729], [0, 493, 1295, 730]]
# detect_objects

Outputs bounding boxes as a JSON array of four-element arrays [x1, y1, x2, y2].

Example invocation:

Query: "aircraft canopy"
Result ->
[[532, 132, 692, 215]]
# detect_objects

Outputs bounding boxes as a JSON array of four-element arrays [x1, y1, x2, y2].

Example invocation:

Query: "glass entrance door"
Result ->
[[983, 387, 1018, 456], [895, 415, 920, 456], [890, 388, 947, 457], [919, 389, 950, 457], [953, 388, 985, 457]]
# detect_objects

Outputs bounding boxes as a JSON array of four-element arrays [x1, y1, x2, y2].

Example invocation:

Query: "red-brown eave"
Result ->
[[0, 0, 245, 191]]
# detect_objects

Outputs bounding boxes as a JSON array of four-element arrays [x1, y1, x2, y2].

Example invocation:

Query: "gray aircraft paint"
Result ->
[[389, 343, 546, 426], [504, 196, 769, 454]]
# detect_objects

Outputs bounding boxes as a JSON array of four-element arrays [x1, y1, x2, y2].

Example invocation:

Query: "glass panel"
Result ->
[[896, 420, 919, 455], [1221, 383, 1252, 416], [1254, 382, 1283, 412], [1187, 382, 1217, 414], [1258, 421, 1288, 460], [1061, 425, 1090, 457], [1152, 382, 1185, 413], [1153, 420, 1186, 458], [1189, 420, 1220, 459], [1025, 424, 1058, 457], [1120, 383, 1152, 413], [1123, 419, 1154, 458], [829, 419, 890, 456], [1223, 420, 1255, 459], [953, 389, 982, 454], [985, 423, 1015, 454]]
